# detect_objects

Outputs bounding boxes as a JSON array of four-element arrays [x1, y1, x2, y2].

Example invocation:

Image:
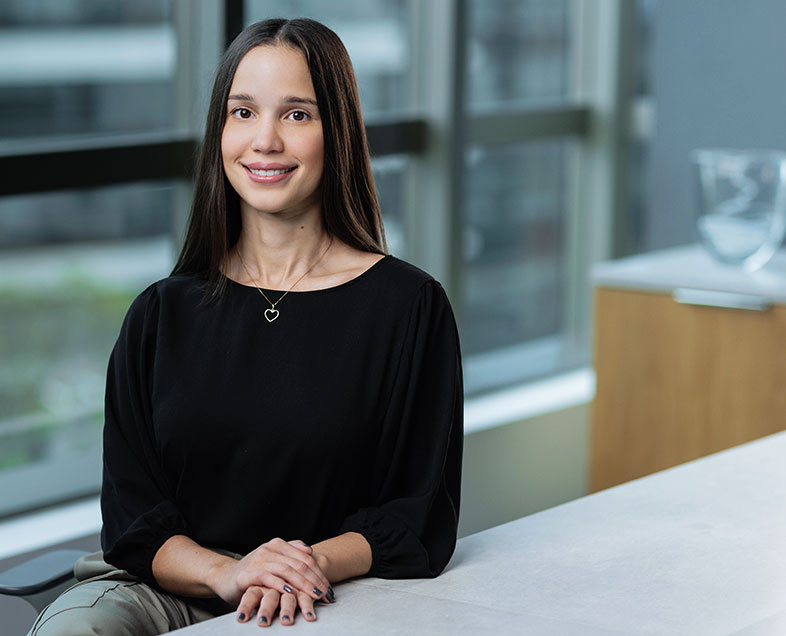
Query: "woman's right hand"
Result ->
[[209, 538, 332, 606]]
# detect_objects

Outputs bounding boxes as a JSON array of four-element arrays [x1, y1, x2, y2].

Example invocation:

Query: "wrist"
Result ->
[[313, 550, 331, 581], [205, 554, 235, 596]]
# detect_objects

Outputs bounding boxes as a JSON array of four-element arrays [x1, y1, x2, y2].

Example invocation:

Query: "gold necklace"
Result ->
[[237, 237, 333, 323]]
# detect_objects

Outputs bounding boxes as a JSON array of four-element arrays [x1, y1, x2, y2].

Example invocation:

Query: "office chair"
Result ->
[[0, 549, 89, 613]]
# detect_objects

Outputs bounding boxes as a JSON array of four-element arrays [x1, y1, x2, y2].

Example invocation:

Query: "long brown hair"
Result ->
[[172, 18, 387, 297]]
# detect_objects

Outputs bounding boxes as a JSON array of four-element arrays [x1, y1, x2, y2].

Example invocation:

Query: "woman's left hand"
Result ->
[[235, 585, 319, 627]]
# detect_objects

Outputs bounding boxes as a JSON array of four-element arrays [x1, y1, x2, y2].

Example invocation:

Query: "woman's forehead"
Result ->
[[230, 45, 314, 96]]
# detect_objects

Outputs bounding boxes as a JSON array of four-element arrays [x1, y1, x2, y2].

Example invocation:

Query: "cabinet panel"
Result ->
[[590, 287, 786, 491]]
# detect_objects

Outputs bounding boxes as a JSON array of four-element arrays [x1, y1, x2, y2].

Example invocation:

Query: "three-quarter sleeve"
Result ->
[[100, 284, 191, 585], [340, 280, 463, 578]]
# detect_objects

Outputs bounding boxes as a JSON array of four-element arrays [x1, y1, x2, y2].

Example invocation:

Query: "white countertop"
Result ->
[[172, 431, 786, 635], [592, 243, 786, 303]]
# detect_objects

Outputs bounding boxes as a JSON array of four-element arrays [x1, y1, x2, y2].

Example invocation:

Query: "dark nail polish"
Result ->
[[313, 586, 323, 596], [283, 584, 293, 593], [326, 588, 335, 602], [307, 612, 314, 618], [259, 615, 268, 624], [237, 612, 245, 621], [282, 615, 291, 622]]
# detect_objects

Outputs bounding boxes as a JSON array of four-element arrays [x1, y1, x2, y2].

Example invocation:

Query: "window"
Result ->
[[0, 0, 187, 516], [462, 0, 586, 391], [0, 183, 175, 515], [0, 1, 176, 139], [467, 0, 572, 110], [0, 0, 626, 515], [463, 139, 584, 391]]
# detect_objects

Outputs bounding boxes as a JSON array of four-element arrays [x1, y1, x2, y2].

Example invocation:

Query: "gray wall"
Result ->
[[645, 0, 786, 251], [459, 404, 588, 538]]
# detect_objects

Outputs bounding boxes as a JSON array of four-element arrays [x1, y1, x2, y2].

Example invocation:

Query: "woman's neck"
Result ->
[[230, 209, 332, 290]]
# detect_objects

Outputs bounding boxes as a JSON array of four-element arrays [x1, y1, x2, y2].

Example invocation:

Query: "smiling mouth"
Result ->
[[247, 166, 296, 176]]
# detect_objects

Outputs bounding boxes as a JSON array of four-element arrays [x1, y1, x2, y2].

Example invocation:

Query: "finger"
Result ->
[[297, 591, 317, 622], [257, 588, 280, 627], [267, 538, 327, 587], [235, 586, 264, 622], [267, 561, 329, 600], [240, 566, 319, 602], [279, 592, 297, 626]]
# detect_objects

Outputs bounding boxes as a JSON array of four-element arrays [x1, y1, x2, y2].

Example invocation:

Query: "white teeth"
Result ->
[[248, 167, 293, 176]]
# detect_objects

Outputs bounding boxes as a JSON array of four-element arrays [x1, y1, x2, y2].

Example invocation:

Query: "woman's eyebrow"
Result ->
[[281, 95, 318, 106], [227, 94, 317, 107]]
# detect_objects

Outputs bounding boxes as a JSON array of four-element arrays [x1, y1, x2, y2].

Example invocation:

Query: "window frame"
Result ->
[[404, 0, 630, 394]]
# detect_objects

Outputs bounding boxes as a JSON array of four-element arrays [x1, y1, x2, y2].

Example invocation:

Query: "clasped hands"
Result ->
[[210, 537, 334, 627]]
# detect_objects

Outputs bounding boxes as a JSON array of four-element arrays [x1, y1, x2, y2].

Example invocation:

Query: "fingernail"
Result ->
[[237, 612, 245, 621], [306, 612, 314, 619], [313, 586, 323, 596], [259, 615, 268, 624], [282, 615, 291, 622], [326, 587, 335, 602], [283, 584, 293, 593]]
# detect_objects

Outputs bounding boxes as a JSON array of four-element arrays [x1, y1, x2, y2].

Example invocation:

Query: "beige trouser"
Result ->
[[27, 552, 220, 636]]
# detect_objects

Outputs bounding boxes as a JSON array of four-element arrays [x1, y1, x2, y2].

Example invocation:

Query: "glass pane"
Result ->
[[0, 1, 176, 139], [462, 140, 581, 393], [468, 0, 573, 111], [244, 0, 411, 117], [0, 182, 175, 515]]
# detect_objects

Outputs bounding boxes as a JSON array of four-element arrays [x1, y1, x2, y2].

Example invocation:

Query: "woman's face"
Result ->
[[221, 45, 324, 220]]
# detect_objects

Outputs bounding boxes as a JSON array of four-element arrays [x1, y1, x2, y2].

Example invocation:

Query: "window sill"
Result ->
[[0, 368, 596, 560], [0, 497, 101, 561], [464, 367, 595, 434]]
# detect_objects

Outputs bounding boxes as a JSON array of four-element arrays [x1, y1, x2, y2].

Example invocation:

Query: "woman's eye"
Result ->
[[233, 108, 252, 119], [288, 110, 309, 122]]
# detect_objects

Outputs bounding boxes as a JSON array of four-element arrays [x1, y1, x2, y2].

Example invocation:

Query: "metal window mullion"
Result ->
[[562, 0, 594, 360], [565, 0, 632, 361], [225, 0, 244, 48], [574, 0, 631, 265], [466, 105, 591, 146], [173, 0, 223, 138], [405, 0, 467, 318], [449, 0, 469, 320], [365, 119, 428, 156], [172, 0, 224, 248], [0, 138, 198, 196]]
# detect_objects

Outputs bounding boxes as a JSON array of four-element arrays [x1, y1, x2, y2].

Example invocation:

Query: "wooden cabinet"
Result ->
[[590, 246, 786, 491]]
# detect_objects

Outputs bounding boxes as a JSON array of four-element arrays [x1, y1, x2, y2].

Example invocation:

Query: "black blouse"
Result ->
[[100, 255, 463, 591]]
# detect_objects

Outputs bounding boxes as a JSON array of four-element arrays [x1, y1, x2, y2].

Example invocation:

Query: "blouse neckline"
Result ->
[[223, 254, 392, 295]]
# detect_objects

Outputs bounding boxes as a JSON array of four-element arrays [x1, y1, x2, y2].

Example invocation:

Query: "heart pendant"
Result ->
[[264, 308, 279, 323]]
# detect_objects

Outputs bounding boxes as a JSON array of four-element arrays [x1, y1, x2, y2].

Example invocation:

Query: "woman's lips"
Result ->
[[244, 164, 296, 183]]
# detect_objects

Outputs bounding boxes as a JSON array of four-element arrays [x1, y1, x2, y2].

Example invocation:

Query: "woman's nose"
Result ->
[[250, 117, 283, 153]]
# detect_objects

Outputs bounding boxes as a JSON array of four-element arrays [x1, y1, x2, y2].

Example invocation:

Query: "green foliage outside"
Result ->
[[0, 273, 138, 470]]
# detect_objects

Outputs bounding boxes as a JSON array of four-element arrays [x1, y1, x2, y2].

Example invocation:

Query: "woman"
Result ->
[[29, 17, 462, 635]]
